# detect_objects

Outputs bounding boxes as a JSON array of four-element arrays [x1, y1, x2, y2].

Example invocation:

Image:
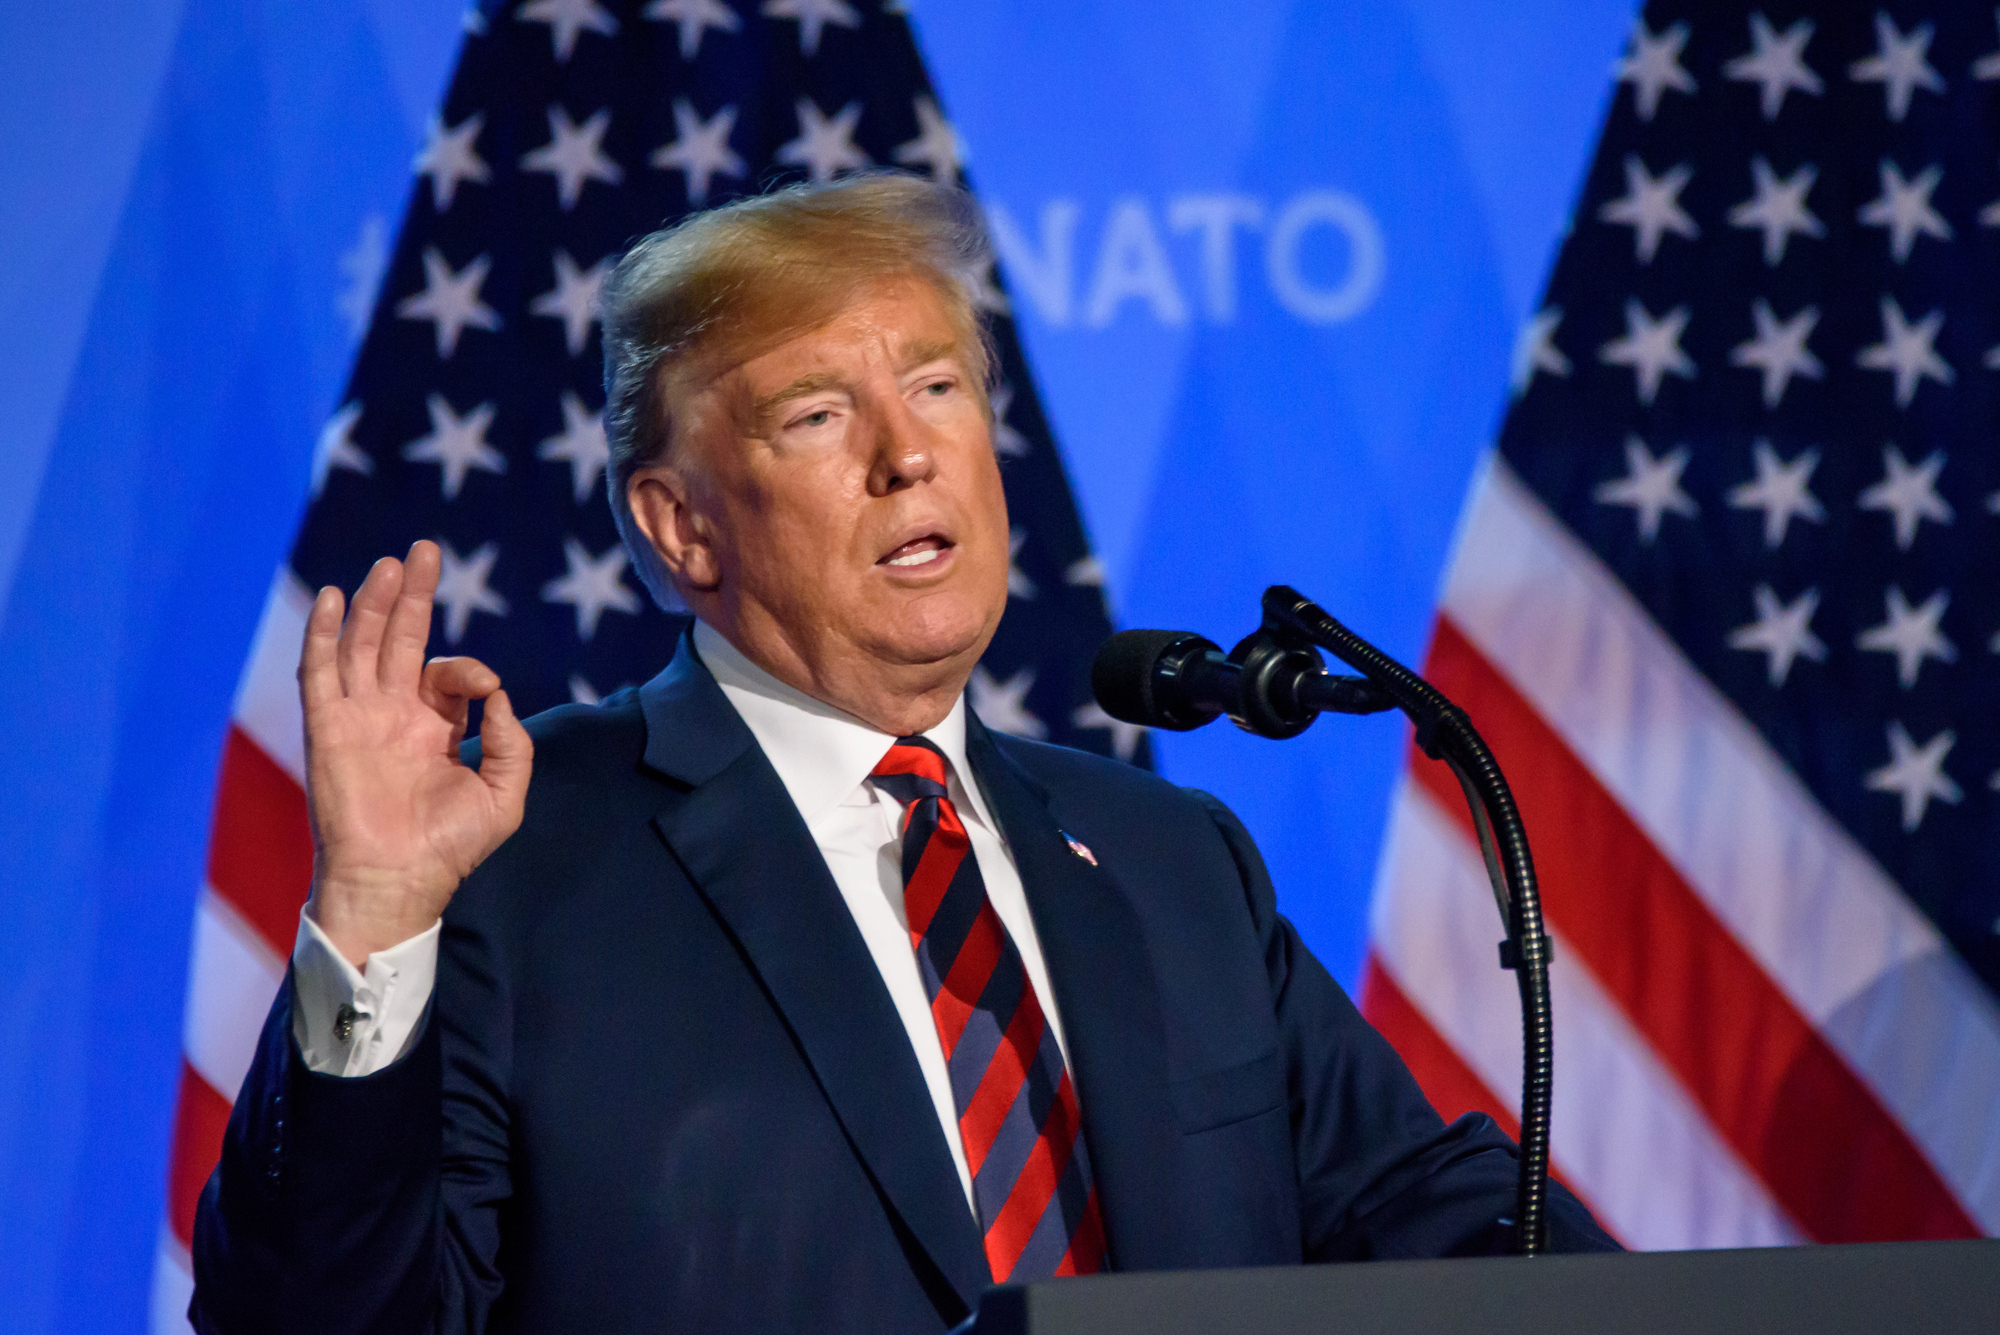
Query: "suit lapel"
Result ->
[[963, 718, 1182, 1271], [638, 637, 991, 1309]]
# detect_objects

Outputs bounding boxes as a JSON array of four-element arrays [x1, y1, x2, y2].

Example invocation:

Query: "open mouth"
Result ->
[[877, 533, 954, 569]]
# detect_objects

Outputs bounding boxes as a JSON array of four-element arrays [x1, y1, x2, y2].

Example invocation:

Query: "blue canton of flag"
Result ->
[[294, 0, 1146, 765], [1504, 3, 2000, 998]]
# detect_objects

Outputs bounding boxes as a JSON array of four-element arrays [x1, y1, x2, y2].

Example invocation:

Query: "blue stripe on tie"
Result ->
[[914, 853, 987, 987], [971, 1074, 1045, 1226]]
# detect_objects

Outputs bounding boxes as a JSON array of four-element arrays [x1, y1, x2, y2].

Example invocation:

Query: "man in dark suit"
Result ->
[[192, 174, 1613, 1334]]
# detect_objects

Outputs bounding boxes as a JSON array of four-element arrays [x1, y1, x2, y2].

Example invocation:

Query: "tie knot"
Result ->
[[871, 736, 951, 801]]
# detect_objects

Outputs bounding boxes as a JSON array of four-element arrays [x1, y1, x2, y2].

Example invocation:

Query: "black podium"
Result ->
[[970, 1240, 2000, 1334]]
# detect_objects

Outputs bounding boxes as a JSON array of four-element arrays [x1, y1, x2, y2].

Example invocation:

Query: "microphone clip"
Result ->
[[1222, 611, 1395, 740]]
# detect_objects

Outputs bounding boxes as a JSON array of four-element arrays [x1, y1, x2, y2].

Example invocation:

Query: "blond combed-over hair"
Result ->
[[600, 172, 1000, 609]]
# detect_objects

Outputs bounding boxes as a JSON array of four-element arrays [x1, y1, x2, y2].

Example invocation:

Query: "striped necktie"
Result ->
[[869, 737, 1106, 1283]]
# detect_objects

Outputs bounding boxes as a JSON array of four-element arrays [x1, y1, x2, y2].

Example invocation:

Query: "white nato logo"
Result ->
[[987, 191, 1385, 329]]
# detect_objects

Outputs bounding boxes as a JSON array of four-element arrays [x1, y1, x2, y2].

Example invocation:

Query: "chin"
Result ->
[[866, 591, 1001, 668]]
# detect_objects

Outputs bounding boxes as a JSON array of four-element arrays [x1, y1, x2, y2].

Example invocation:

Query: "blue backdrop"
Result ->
[[0, 2, 1631, 1329]]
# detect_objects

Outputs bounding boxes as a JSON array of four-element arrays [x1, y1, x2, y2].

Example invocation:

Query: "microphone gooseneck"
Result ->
[[1090, 588, 1556, 1257]]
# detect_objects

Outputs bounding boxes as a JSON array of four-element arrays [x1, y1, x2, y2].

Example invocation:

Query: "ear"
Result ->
[[627, 466, 721, 594]]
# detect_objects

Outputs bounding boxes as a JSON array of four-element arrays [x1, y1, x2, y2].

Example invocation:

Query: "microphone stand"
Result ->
[[1252, 585, 1554, 1257]]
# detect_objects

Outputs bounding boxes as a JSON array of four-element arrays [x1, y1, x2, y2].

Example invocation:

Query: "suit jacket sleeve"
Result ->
[[189, 903, 517, 1334], [1191, 792, 1619, 1259]]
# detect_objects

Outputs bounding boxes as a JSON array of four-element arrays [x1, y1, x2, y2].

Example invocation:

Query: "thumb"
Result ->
[[476, 687, 534, 818]]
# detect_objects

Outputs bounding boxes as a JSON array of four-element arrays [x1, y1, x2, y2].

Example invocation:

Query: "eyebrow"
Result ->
[[751, 371, 846, 426], [898, 337, 957, 369]]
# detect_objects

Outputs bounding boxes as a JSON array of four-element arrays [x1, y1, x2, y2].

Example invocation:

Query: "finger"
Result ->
[[337, 556, 405, 697], [420, 655, 502, 711], [476, 688, 534, 821], [378, 540, 441, 694], [298, 585, 346, 714]]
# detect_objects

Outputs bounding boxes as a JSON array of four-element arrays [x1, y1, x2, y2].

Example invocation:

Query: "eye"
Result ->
[[922, 379, 954, 397], [797, 408, 833, 428]]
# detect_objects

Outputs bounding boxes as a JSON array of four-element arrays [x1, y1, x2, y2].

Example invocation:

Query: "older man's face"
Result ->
[[664, 274, 1011, 707]]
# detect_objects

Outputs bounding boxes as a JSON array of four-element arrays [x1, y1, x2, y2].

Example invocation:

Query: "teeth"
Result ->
[[887, 547, 942, 567]]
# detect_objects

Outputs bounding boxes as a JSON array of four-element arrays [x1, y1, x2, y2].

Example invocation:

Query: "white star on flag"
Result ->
[[1865, 722, 1961, 833], [312, 402, 371, 496], [970, 665, 1046, 738], [569, 674, 603, 706], [1598, 155, 1699, 263], [1728, 157, 1824, 265], [1730, 300, 1823, 408], [776, 98, 869, 183], [1858, 160, 1952, 263], [1599, 298, 1695, 405], [531, 250, 610, 356], [989, 382, 1030, 458], [1007, 530, 1036, 600], [542, 538, 641, 641], [403, 394, 504, 501], [1727, 441, 1824, 548], [1857, 586, 1957, 689], [1856, 296, 1953, 408], [521, 106, 624, 210], [1859, 444, 1953, 551], [956, 255, 1008, 316], [1616, 19, 1697, 121], [1849, 13, 1945, 122], [537, 391, 610, 503], [335, 215, 389, 340], [1071, 702, 1147, 763], [893, 96, 962, 183], [1980, 11, 2000, 80], [645, 0, 741, 60], [518, 0, 618, 63], [1595, 435, 1697, 543], [1727, 584, 1826, 687], [651, 99, 745, 207], [1065, 555, 1106, 587], [1511, 307, 1570, 396], [396, 248, 501, 358], [760, 0, 860, 59], [434, 539, 509, 643], [414, 113, 490, 212], [1724, 13, 1823, 119]]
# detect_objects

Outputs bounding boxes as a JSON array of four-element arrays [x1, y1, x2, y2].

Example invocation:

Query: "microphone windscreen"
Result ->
[[1091, 629, 1203, 727]]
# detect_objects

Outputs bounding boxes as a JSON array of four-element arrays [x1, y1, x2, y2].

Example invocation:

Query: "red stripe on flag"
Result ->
[[205, 725, 314, 957], [166, 1061, 233, 1248], [1360, 952, 1521, 1138], [1358, 951, 1605, 1226], [1416, 617, 1978, 1242]]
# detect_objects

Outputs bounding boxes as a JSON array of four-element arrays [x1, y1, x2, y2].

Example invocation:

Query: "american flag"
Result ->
[[1365, 4, 2000, 1248], [153, 1, 1135, 1325]]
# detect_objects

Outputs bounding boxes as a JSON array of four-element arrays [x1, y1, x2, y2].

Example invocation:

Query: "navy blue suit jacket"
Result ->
[[192, 634, 1613, 1334]]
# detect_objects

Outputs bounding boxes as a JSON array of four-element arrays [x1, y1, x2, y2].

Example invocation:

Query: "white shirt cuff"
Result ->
[[289, 911, 441, 1077]]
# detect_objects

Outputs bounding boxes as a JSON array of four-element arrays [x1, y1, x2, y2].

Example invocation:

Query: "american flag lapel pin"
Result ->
[[1061, 831, 1098, 866]]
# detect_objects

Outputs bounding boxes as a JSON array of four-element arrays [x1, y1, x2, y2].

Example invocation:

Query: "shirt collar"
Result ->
[[692, 620, 991, 830]]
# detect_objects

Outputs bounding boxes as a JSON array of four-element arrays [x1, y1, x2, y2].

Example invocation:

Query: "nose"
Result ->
[[865, 397, 938, 496]]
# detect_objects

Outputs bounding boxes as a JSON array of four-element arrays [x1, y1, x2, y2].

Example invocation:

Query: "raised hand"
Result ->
[[299, 540, 533, 968]]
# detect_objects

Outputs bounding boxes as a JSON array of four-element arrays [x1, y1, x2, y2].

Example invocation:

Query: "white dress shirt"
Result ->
[[291, 620, 1069, 1214]]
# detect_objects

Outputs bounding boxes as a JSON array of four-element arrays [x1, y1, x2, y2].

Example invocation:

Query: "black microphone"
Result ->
[[1090, 627, 1393, 739]]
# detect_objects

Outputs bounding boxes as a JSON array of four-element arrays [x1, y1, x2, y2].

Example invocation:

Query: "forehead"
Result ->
[[733, 275, 961, 387]]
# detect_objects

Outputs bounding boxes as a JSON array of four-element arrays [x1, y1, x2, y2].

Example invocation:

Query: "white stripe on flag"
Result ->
[[181, 885, 285, 1107], [1373, 776, 1807, 1251], [230, 568, 313, 785], [1439, 455, 2000, 1230], [151, 1231, 195, 1335]]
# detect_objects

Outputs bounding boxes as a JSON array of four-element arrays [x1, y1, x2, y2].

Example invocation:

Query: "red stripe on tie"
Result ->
[[1054, 1190, 1106, 1276], [984, 1077, 1078, 1281], [874, 743, 950, 785], [1416, 617, 1978, 1242], [167, 1061, 233, 1247], [933, 905, 1005, 1056], [902, 819, 967, 944], [206, 725, 315, 957], [959, 975, 1045, 1175]]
